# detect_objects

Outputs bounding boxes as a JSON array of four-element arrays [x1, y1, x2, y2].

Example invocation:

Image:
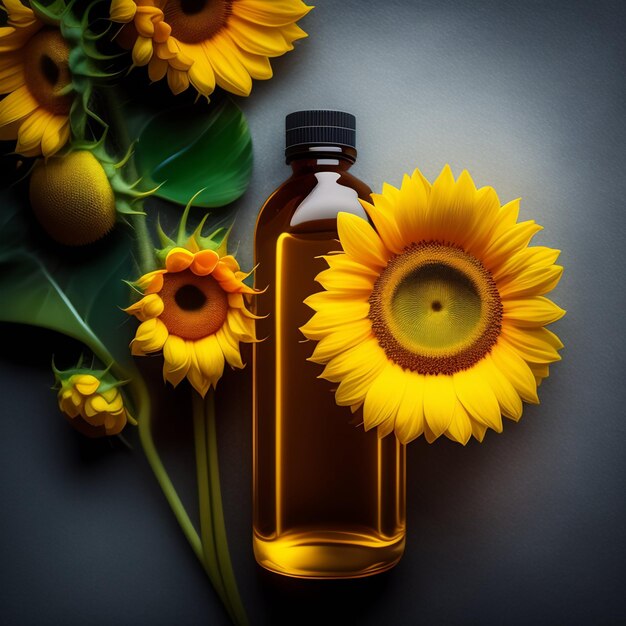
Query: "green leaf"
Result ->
[[134, 97, 253, 209], [0, 190, 137, 370]]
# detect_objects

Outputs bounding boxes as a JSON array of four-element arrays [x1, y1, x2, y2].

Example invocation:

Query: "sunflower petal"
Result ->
[[422, 375, 456, 437], [337, 212, 389, 269], [233, 0, 312, 27], [498, 265, 564, 299], [491, 340, 539, 404], [216, 325, 244, 369], [187, 346, 210, 397], [445, 401, 473, 445], [162, 335, 192, 386], [195, 334, 225, 388], [453, 363, 503, 433], [0, 85, 37, 125], [165, 247, 194, 272], [502, 296, 565, 327], [310, 319, 373, 363], [362, 363, 404, 432], [394, 370, 425, 444], [500, 325, 562, 364]]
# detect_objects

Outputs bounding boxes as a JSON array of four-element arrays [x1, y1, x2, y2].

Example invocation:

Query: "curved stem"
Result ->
[[192, 393, 233, 622], [133, 373, 204, 562], [205, 389, 249, 626]]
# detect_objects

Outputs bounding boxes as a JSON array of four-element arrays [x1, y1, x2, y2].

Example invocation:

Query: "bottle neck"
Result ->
[[286, 145, 356, 174]]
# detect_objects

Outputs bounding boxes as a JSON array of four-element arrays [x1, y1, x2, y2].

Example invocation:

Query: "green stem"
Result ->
[[133, 373, 204, 563], [102, 85, 156, 275], [192, 394, 233, 622], [205, 389, 249, 626]]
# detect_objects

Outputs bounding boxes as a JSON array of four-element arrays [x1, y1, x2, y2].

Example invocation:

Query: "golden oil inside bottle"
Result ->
[[253, 229, 406, 579]]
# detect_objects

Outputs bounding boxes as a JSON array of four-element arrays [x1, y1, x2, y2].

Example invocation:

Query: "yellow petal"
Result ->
[[162, 335, 192, 386], [216, 325, 244, 369], [166, 67, 189, 94], [4, 0, 37, 26], [310, 319, 373, 363], [422, 375, 456, 437], [471, 419, 488, 442], [483, 221, 543, 272], [444, 401, 473, 445], [227, 14, 293, 56], [334, 355, 386, 407], [41, 115, 69, 157], [227, 308, 256, 342], [131, 318, 169, 354], [498, 265, 564, 299], [124, 293, 164, 321], [453, 365, 503, 433], [316, 266, 376, 294], [109, 0, 137, 22], [500, 325, 562, 364], [462, 185, 501, 257], [74, 375, 100, 396], [187, 346, 210, 397], [222, 30, 273, 78], [165, 247, 194, 272], [426, 166, 477, 245], [490, 341, 538, 404], [188, 53, 216, 96], [360, 198, 405, 255], [233, 0, 313, 27], [491, 246, 560, 283], [301, 302, 370, 338], [191, 249, 219, 276], [394, 370, 425, 444], [132, 36, 153, 66], [195, 334, 225, 388], [0, 59, 24, 93], [481, 354, 523, 421], [0, 84, 37, 125], [203, 35, 252, 97], [16, 109, 52, 154], [362, 363, 405, 432], [148, 55, 168, 82], [502, 296, 565, 327], [136, 269, 166, 294], [319, 338, 386, 384], [337, 212, 389, 269]]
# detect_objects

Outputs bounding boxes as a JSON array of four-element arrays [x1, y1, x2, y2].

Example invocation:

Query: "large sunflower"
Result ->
[[301, 166, 565, 445], [0, 0, 71, 156], [109, 0, 311, 96], [126, 246, 258, 396]]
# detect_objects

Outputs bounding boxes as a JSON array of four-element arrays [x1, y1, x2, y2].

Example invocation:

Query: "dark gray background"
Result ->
[[2, 0, 625, 624]]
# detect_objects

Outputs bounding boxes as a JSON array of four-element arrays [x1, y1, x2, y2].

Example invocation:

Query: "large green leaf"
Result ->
[[134, 97, 253, 209], [0, 189, 136, 369]]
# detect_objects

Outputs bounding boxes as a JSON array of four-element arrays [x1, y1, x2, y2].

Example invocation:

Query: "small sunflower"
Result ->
[[0, 0, 71, 156], [126, 238, 259, 396], [301, 165, 565, 445], [109, 0, 312, 97], [54, 367, 135, 438]]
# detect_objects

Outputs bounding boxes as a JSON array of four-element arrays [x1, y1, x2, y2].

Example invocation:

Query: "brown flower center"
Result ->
[[23, 29, 73, 116], [163, 0, 233, 44], [368, 242, 502, 375], [158, 270, 229, 340]]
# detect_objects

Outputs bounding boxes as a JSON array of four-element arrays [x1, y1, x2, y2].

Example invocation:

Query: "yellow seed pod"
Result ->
[[29, 151, 117, 246]]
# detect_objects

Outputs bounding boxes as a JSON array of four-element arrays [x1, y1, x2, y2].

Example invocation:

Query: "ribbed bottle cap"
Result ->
[[285, 110, 356, 151]]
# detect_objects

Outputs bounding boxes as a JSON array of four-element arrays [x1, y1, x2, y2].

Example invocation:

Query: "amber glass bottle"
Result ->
[[253, 111, 406, 579]]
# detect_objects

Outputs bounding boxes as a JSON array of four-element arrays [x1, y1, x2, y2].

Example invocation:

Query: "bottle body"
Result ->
[[253, 151, 406, 578]]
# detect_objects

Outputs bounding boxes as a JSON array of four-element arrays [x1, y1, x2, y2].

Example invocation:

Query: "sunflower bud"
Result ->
[[53, 364, 135, 437]]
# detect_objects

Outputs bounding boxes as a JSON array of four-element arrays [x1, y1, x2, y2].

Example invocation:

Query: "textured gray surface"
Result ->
[[2, 0, 626, 624]]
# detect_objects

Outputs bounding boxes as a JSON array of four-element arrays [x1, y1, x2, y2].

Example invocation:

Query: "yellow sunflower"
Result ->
[[126, 246, 258, 396], [109, 0, 312, 97], [301, 165, 565, 445], [0, 0, 71, 156]]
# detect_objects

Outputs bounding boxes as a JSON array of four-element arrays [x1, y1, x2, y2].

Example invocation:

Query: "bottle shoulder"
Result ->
[[256, 169, 372, 235]]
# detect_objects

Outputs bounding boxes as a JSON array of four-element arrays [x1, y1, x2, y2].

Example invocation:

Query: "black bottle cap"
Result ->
[[285, 110, 356, 152]]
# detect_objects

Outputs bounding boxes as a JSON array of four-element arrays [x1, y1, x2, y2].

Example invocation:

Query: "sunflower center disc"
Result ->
[[23, 29, 73, 116], [159, 271, 229, 340], [369, 242, 502, 375], [164, 0, 233, 43]]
